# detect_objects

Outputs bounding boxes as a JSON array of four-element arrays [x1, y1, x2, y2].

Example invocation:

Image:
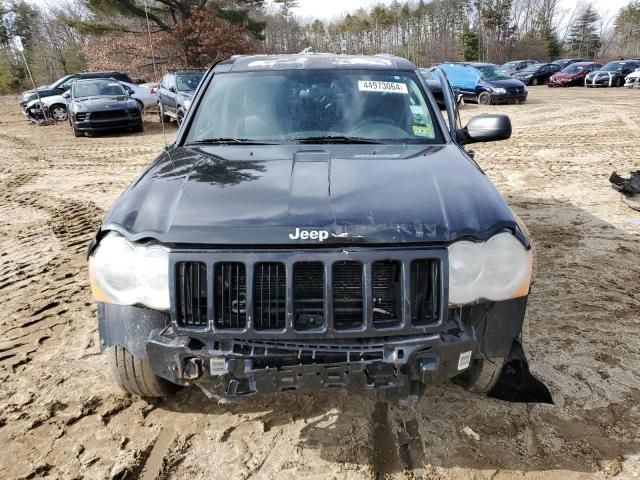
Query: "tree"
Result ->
[[274, 0, 299, 18], [75, 0, 265, 74], [566, 4, 601, 59], [459, 24, 479, 60], [612, 0, 640, 58]]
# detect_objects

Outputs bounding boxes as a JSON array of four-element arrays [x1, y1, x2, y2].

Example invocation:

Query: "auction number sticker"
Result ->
[[358, 80, 408, 94]]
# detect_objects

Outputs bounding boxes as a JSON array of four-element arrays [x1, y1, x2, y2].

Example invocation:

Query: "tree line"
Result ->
[[0, 0, 639, 94]]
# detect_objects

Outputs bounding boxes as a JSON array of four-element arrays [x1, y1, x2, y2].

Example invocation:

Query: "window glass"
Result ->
[[186, 69, 443, 144]]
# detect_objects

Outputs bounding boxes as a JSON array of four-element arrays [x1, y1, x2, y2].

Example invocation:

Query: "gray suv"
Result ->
[[158, 70, 205, 125]]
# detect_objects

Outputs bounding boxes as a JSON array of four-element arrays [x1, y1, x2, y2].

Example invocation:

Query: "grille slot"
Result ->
[[214, 262, 247, 329], [410, 260, 439, 326], [254, 263, 286, 330], [332, 261, 364, 330], [175, 262, 208, 327], [91, 109, 127, 120], [293, 262, 324, 331], [372, 260, 402, 328]]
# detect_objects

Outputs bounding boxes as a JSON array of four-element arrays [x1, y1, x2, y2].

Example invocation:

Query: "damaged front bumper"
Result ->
[[145, 330, 476, 398], [98, 298, 527, 400]]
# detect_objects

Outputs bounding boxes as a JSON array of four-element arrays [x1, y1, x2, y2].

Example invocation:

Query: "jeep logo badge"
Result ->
[[289, 228, 329, 242]]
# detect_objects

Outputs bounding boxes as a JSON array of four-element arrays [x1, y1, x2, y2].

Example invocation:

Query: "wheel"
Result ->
[[177, 109, 184, 126], [477, 92, 492, 105], [73, 128, 82, 137], [531, 78, 538, 86], [615, 77, 621, 87], [454, 356, 506, 394], [49, 104, 68, 122], [133, 121, 144, 133], [107, 346, 179, 397], [158, 103, 170, 123], [135, 99, 144, 114]]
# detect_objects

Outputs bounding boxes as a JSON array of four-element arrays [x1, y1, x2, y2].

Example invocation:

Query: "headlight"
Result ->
[[89, 232, 170, 310], [448, 232, 532, 305], [183, 99, 191, 110], [491, 87, 507, 94]]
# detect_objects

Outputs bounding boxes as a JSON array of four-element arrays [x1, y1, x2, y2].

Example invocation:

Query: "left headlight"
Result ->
[[89, 232, 170, 311], [448, 232, 532, 305], [491, 87, 507, 94]]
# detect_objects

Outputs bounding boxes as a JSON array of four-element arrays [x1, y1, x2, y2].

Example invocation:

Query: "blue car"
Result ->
[[440, 62, 528, 105]]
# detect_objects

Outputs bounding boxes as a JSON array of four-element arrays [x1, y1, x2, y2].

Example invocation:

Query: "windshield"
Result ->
[[186, 70, 443, 145], [73, 80, 126, 98], [601, 62, 625, 72], [521, 65, 540, 73], [563, 64, 585, 74], [177, 73, 204, 91], [502, 62, 519, 69], [51, 75, 73, 89], [475, 65, 511, 81]]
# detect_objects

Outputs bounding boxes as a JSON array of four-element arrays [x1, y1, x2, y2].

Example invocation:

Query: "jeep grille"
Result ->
[[172, 249, 443, 338]]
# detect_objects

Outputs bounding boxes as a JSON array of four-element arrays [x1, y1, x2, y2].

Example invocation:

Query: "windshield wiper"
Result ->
[[293, 136, 381, 144], [188, 138, 277, 146]]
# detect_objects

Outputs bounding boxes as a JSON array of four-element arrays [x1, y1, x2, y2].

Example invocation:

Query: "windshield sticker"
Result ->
[[413, 125, 434, 138], [358, 80, 408, 94]]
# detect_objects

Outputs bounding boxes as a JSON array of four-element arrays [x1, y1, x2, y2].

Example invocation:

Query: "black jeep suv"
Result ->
[[89, 54, 534, 400]]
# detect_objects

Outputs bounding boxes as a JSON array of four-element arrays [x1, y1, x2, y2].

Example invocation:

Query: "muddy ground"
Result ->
[[0, 87, 639, 480]]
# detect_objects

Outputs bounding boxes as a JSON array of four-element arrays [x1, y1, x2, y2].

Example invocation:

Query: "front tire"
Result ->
[[532, 78, 538, 86], [73, 127, 82, 137], [177, 109, 184, 126], [478, 92, 492, 105], [50, 104, 68, 122], [107, 346, 179, 398], [454, 356, 505, 394]]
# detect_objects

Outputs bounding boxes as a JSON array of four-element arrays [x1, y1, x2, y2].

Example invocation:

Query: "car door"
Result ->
[[166, 74, 178, 114], [158, 74, 170, 112]]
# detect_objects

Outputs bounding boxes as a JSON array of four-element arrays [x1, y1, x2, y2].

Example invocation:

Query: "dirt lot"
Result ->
[[0, 87, 639, 480]]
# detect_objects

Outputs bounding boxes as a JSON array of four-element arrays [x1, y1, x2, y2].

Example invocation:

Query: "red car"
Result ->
[[547, 62, 602, 87]]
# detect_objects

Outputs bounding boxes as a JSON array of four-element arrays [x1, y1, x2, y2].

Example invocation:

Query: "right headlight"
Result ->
[[88, 232, 170, 311], [448, 232, 532, 305]]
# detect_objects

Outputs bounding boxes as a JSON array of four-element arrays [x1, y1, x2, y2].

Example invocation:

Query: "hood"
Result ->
[[102, 145, 522, 247], [480, 78, 526, 89], [73, 96, 137, 111]]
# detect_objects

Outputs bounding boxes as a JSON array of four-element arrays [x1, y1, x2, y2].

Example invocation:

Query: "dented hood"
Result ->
[[102, 144, 522, 246]]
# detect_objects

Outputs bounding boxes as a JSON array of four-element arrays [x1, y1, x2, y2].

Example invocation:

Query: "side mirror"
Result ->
[[126, 87, 135, 95], [169, 86, 176, 93], [456, 114, 512, 145], [62, 91, 71, 99]]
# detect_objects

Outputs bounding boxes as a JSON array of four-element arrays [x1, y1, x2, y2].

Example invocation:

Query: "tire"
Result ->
[[135, 99, 144, 114], [532, 78, 538, 86], [478, 92, 492, 105], [177, 109, 184, 126], [107, 346, 179, 398], [49, 104, 68, 122], [615, 77, 621, 87], [158, 103, 170, 124], [133, 121, 144, 133], [73, 128, 82, 137], [454, 356, 506, 394]]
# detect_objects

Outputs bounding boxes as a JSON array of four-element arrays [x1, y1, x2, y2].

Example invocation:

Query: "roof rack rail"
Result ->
[[167, 68, 206, 73]]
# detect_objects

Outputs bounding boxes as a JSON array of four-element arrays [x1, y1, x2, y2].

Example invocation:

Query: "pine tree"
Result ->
[[567, 5, 600, 59]]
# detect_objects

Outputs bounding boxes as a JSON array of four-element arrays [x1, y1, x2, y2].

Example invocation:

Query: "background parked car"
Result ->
[[20, 71, 133, 113], [25, 82, 157, 123], [501, 59, 539, 76], [67, 79, 142, 137], [551, 58, 589, 69], [585, 60, 640, 87], [547, 62, 602, 87], [513, 63, 562, 85], [625, 68, 640, 88], [158, 69, 205, 125], [121, 82, 158, 112], [450, 63, 528, 104]]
